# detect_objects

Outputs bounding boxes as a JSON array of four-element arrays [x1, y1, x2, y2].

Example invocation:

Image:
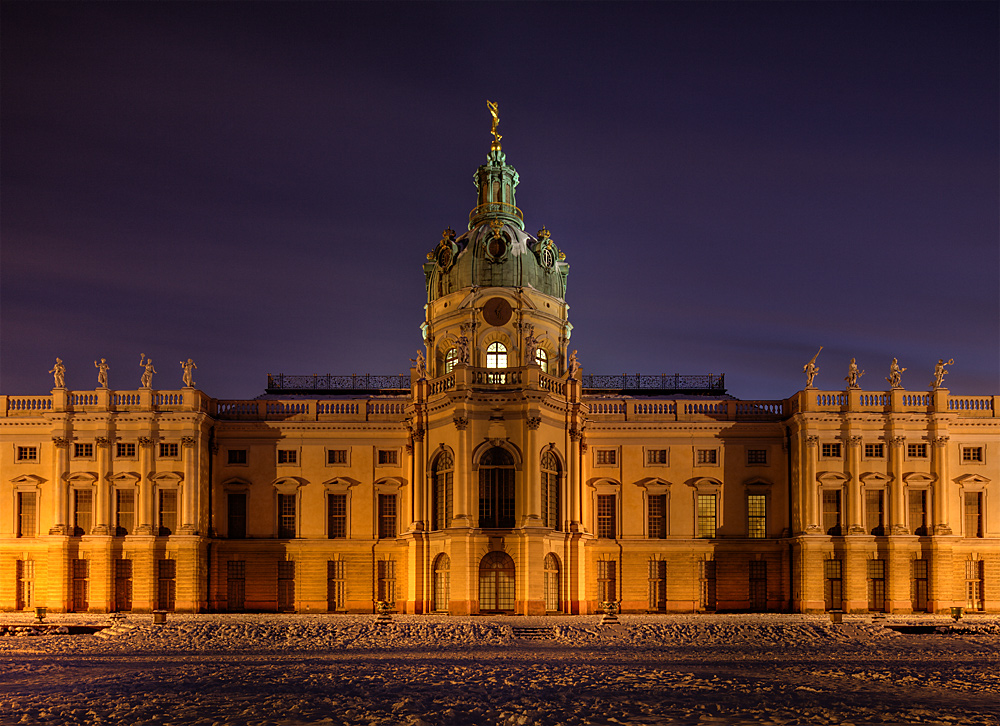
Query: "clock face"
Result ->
[[482, 297, 512, 326], [437, 247, 452, 269]]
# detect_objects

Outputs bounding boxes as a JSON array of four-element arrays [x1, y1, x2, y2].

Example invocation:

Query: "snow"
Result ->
[[2, 612, 998, 725]]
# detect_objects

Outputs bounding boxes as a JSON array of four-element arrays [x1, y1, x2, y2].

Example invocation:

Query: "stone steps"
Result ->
[[511, 626, 554, 641]]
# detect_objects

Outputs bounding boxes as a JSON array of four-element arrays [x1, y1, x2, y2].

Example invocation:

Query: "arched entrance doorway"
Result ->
[[479, 551, 515, 613], [543, 553, 561, 612], [433, 553, 450, 612]]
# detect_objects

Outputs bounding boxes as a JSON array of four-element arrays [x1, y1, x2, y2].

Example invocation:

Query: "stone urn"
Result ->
[[375, 600, 393, 622]]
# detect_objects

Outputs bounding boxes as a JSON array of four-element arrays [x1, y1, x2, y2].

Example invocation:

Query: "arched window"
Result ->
[[431, 450, 454, 531], [479, 447, 515, 528], [444, 348, 458, 374], [433, 553, 450, 612], [544, 553, 561, 612], [486, 342, 507, 369], [541, 450, 561, 530], [535, 348, 548, 373]]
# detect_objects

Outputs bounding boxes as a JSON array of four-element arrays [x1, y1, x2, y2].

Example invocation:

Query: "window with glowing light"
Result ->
[[486, 342, 507, 369]]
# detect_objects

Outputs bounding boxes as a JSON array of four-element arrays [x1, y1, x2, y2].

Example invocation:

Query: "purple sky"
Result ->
[[2, 2, 997, 401]]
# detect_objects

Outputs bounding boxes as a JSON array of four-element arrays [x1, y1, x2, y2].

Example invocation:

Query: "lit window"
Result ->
[[534, 348, 548, 372], [228, 449, 248, 465], [159, 443, 179, 458], [696, 494, 717, 538], [74, 443, 94, 458], [277, 449, 297, 465], [864, 443, 885, 458], [747, 494, 766, 538], [821, 443, 841, 458], [116, 443, 136, 458], [962, 447, 984, 463], [907, 443, 928, 458], [486, 342, 507, 369], [444, 348, 458, 373], [746, 449, 767, 465], [696, 449, 717, 465], [17, 446, 38, 462]]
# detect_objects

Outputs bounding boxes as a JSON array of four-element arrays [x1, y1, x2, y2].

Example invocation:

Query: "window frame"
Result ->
[[593, 448, 618, 467], [157, 487, 179, 537], [276, 448, 299, 466], [961, 445, 985, 464], [15, 446, 39, 462], [906, 443, 929, 459], [73, 443, 94, 459], [376, 448, 400, 467], [820, 442, 842, 459], [227, 448, 249, 466], [326, 448, 350, 466], [644, 448, 668, 467], [695, 448, 719, 466], [746, 448, 768, 466], [158, 442, 180, 459], [863, 443, 885, 459], [115, 487, 137, 537], [485, 341, 508, 369]]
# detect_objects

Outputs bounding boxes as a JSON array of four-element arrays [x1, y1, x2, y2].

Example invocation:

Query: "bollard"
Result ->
[[951, 606, 964, 622], [152, 610, 167, 625], [34, 606, 47, 623]]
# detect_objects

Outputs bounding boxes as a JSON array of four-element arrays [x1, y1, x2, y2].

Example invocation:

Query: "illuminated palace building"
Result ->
[[2, 119, 997, 616]]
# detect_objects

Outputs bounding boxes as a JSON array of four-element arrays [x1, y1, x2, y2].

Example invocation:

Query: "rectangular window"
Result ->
[[277, 493, 296, 538], [328, 560, 346, 611], [597, 494, 616, 538], [865, 490, 885, 536], [16, 446, 38, 462], [17, 492, 37, 538], [746, 449, 767, 465], [227, 492, 247, 539], [328, 494, 347, 538], [647, 494, 666, 539], [699, 560, 716, 610], [115, 489, 135, 536], [907, 443, 928, 458], [377, 559, 396, 604], [868, 559, 886, 612], [277, 561, 295, 612], [966, 560, 984, 611], [964, 492, 983, 538], [227, 560, 246, 612], [824, 559, 843, 611], [864, 443, 884, 458], [821, 443, 841, 458], [74, 443, 94, 458], [227, 449, 248, 465], [378, 494, 397, 539], [277, 449, 297, 465], [747, 494, 767, 538], [912, 558, 929, 612], [596, 449, 617, 465], [71, 559, 89, 613], [114, 559, 133, 613], [73, 489, 93, 536], [597, 560, 617, 603], [646, 449, 667, 465], [159, 443, 179, 458], [909, 490, 928, 536], [16, 560, 35, 610], [822, 490, 842, 535], [327, 449, 348, 465], [648, 560, 666, 612], [158, 490, 178, 536], [749, 560, 767, 610], [696, 449, 717, 465], [377, 449, 398, 466], [696, 494, 717, 538], [157, 559, 176, 611], [116, 442, 136, 458], [962, 447, 984, 463]]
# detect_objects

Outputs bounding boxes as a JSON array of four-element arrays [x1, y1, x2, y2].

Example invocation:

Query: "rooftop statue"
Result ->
[[180, 358, 197, 388], [411, 350, 427, 380], [803, 346, 822, 388], [487, 99, 502, 151], [139, 354, 157, 388], [886, 358, 907, 389], [931, 358, 954, 389], [845, 358, 864, 389], [568, 349, 580, 379], [95, 358, 110, 388], [49, 358, 66, 389]]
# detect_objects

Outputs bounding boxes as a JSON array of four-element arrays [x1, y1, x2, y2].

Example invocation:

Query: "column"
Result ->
[[932, 435, 952, 535], [889, 436, 906, 534], [49, 436, 70, 534], [452, 415, 470, 526], [523, 415, 541, 525], [412, 427, 426, 529], [567, 428, 581, 531], [135, 437, 155, 535], [92, 436, 111, 535], [180, 436, 198, 534], [804, 436, 820, 532], [846, 435, 865, 534]]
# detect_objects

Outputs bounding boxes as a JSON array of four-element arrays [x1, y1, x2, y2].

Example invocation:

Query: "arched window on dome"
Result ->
[[535, 348, 548, 373], [486, 342, 507, 370], [444, 348, 458, 374]]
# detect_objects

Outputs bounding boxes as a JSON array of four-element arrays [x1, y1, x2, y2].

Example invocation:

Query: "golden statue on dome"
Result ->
[[487, 99, 502, 151]]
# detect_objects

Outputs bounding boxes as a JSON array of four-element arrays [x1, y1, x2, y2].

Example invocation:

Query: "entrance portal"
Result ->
[[478, 551, 515, 613]]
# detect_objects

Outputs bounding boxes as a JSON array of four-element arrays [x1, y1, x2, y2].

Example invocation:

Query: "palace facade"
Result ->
[[2, 128, 997, 615]]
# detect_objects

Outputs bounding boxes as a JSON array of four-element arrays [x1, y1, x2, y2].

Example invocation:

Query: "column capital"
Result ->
[[526, 416, 541, 430], [52, 436, 71, 448], [806, 435, 820, 447], [932, 436, 950, 448], [181, 436, 197, 448]]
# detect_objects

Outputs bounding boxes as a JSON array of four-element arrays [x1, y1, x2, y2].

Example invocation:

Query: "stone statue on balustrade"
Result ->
[[523, 324, 538, 365], [49, 358, 66, 389], [456, 335, 470, 365], [95, 358, 110, 388], [844, 358, 864, 389], [567, 350, 581, 379], [803, 346, 822, 388], [139, 354, 157, 388], [931, 358, 953, 389], [886, 358, 907, 389], [411, 350, 427, 380], [180, 358, 197, 388]]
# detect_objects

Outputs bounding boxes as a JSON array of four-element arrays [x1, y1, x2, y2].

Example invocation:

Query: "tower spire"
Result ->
[[469, 100, 522, 230]]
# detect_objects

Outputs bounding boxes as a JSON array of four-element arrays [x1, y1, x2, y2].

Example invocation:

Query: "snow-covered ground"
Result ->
[[2, 612, 998, 726]]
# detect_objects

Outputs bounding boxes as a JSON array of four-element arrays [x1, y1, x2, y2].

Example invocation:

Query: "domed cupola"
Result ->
[[424, 102, 569, 303]]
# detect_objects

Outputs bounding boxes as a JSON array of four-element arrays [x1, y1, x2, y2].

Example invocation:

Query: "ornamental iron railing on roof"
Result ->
[[582, 374, 725, 393], [266, 374, 409, 393]]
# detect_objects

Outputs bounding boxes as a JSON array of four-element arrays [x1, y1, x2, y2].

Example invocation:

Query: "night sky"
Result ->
[[2, 2, 997, 401]]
